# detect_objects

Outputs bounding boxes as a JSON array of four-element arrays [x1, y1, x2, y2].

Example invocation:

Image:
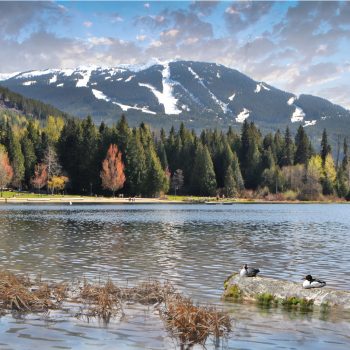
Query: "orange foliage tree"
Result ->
[[100, 144, 126, 196], [31, 163, 48, 194], [0, 147, 14, 196]]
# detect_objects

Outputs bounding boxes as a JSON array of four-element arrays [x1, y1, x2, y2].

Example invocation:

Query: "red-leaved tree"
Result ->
[[31, 163, 48, 194], [0, 148, 14, 196], [100, 144, 126, 196]]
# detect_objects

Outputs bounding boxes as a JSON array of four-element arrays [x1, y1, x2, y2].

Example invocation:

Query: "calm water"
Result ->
[[0, 203, 349, 349]]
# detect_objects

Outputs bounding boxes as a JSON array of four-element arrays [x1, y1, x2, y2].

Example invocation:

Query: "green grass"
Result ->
[[281, 296, 314, 312], [256, 293, 278, 308], [224, 284, 242, 300], [0, 191, 81, 199]]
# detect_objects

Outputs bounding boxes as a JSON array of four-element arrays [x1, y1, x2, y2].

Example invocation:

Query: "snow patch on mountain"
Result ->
[[17, 69, 59, 79], [22, 81, 36, 86], [188, 67, 229, 114], [92, 89, 110, 102], [255, 82, 270, 93], [228, 93, 235, 101], [61, 69, 75, 77], [112, 102, 156, 115], [291, 106, 305, 122], [49, 75, 57, 84], [304, 120, 317, 127], [287, 96, 296, 105], [125, 75, 135, 82], [57, 83, 64, 87], [138, 63, 181, 115], [173, 81, 203, 108], [235, 108, 250, 123], [76, 69, 92, 87], [0, 72, 20, 80]]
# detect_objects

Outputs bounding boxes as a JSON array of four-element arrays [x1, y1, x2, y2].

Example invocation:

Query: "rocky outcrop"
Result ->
[[223, 274, 350, 309]]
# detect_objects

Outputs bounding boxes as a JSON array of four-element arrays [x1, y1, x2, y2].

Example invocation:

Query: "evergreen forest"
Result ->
[[0, 113, 350, 201]]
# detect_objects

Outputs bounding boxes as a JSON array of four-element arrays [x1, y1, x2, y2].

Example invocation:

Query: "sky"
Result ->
[[0, 0, 349, 109]]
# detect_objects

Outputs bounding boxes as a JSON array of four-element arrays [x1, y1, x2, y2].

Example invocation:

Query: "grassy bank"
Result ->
[[0, 191, 348, 204]]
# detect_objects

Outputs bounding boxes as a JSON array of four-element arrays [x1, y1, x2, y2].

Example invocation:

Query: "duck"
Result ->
[[302, 274, 326, 289], [240, 264, 260, 277]]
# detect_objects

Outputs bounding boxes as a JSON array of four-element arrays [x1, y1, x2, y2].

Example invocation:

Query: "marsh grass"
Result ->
[[0, 271, 232, 347], [162, 294, 231, 348], [0, 271, 53, 311]]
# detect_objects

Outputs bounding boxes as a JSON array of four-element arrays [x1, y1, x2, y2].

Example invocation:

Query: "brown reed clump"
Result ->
[[163, 295, 231, 347], [78, 279, 122, 322], [0, 270, 232, 347], [121, 280, 175, 305], [0, 271, 52, 312], [52, 282, 69, 302]]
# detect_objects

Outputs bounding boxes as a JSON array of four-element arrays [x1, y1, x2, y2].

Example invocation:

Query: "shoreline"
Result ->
[[0, 196, 348, 205]]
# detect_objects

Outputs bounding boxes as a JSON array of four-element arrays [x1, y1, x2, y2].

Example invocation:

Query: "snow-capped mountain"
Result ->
[[1, 60, 349, 134]]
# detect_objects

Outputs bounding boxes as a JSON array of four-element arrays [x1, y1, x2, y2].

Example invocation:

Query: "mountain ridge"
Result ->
[[1, 60, 349, 137]]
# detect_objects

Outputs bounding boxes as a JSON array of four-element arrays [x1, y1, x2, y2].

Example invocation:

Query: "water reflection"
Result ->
[[0, 203, 350, 349]]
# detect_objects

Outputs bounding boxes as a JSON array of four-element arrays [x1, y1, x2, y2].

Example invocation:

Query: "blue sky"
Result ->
[[0, 1, 349, 109]]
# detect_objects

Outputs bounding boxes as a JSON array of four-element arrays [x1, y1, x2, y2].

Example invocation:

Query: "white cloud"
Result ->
[[136, 35, 147, 42], [144, 3, 150, 9], [88, 37, 113, 46], [150, 40, 162, 48], [83, 21, 93, 28], [225, 6, 238, 15], [161, 29, 179, 38]]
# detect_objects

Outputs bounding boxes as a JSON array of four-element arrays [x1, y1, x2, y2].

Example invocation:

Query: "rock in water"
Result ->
[[223, 274, 350, 309]]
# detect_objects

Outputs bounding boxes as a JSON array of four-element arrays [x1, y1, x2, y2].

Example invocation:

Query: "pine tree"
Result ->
[[274, 129, 284, 166], [281, 127, 294, 166], [21, 135, 37, 188], [190, 143, 217, 196], [232, 151, 244, 191], [294, 126, 310, 165], [116, 115, 131, 154], [320, 129, 331, 165], [240, 121, 262, 188], [144, 146, 169, 196], [125, 129, 147, 196], [80, 116, 99, 193], [57, 118, 83, 193], [7, 129, 25, 189], [156, 140, 168, 170], [224, 166, 237, 197]]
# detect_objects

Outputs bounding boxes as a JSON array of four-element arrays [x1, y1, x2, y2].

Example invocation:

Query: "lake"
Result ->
[[0, 203, 349, 349]]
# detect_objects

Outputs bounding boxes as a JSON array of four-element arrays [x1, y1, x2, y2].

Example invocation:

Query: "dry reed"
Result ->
[[162, 294, 231, 347], [0, 270, 232, 347]]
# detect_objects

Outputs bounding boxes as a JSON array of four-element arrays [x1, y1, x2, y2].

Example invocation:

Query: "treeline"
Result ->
[[0, 86, 70, 121], [0, 114, 350, 200]]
